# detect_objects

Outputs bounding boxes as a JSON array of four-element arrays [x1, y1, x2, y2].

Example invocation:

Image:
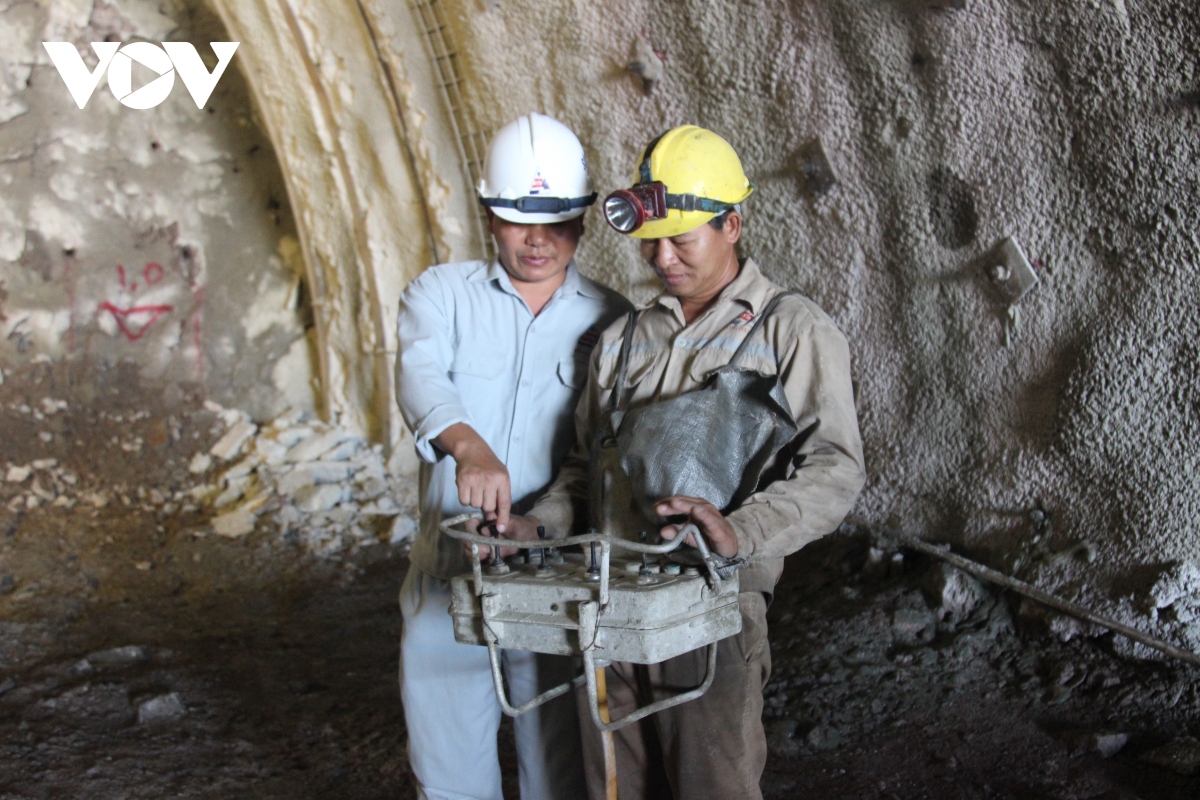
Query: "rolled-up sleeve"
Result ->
[[726, 310, 866, 560], [395, 270, 470, 463]]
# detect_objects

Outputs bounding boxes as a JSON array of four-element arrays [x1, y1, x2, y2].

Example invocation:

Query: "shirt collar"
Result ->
[[468, 258, 603, 300], [647, 257, 774, 317]]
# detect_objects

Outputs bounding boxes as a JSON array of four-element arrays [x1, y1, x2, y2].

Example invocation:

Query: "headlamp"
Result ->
[[602, 181, 739, 235], [603, 183, 667, 233]]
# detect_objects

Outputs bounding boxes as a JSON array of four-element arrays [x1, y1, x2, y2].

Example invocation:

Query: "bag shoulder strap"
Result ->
[[729, 290, 800, 367], [609, 310, 640, 412]]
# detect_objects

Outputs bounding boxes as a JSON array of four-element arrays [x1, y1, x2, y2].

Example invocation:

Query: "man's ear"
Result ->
[[724, 211, 743, 245]]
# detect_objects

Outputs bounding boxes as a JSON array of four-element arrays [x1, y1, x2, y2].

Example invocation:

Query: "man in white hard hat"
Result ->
[[395, 113, 630, 800]]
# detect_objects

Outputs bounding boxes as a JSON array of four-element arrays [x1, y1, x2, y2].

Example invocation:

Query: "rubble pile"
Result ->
[[759, 531, 1199, 783], [188, 403, 417, 555]]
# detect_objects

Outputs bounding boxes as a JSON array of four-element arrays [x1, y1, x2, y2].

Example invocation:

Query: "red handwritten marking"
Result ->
[[98, 300, 174, 341], [117, 264, 127, 289], [144, 262, 164, 285]]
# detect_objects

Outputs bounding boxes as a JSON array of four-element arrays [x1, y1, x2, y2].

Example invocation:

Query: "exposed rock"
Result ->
[[360, 498, 400, 516], [210, 422, 258, 461], [276, 461, 356, 495], [137, 693, 185, 726], [806, 724, 842, 751], [212, 510, 256, 539], [188, 453, 213, 474], [87, 645, 148, 667], [1092, 732, 1128, 759], [390, 515, 417, 544], [188, 408, 415, 557], [923, 563, 989, 624], [285, 430, 355, 463], [1149, 562, 1200, 610], [294, 484, 347, 513], [5, 465, 30, 483], [892, 607, 936, 645]]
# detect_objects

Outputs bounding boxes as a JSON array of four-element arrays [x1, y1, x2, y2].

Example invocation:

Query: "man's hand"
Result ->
[[435, 423, 512, 532], [467, 514, 545, 561], [655, 496, 739, 559]]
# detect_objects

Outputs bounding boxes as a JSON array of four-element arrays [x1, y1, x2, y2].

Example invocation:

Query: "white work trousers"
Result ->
[[399, 569, 586, 800]]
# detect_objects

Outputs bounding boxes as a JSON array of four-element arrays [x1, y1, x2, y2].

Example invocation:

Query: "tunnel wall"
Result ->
[[0, 0, 315, 420], [3, 1, 1198, 638], [423, 0, 1200, 628]]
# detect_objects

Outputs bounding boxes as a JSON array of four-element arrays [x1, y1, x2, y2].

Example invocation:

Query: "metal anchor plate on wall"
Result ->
[[985, 236, 1039, 305]]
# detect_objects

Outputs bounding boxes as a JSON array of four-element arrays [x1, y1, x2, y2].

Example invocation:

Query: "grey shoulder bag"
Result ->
[[607, 291, 801, 520]]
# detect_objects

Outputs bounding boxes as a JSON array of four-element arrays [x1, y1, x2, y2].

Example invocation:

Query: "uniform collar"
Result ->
[[647, 258, 774, 317], [468, 258, 603, 299]]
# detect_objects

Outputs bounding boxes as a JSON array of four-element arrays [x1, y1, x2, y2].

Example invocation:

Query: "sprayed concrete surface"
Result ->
[[426, 0, 1200, 644], [0, 0, 313, 420]]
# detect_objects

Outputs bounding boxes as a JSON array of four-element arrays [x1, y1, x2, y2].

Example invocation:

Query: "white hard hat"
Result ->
[[478, 113, 597, 224]]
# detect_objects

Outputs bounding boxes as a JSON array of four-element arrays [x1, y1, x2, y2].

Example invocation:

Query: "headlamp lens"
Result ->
[[603, 191, 645, 233]]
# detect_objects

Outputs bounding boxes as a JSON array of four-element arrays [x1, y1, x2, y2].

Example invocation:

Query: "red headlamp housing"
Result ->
[[603, 182, 668, 233]]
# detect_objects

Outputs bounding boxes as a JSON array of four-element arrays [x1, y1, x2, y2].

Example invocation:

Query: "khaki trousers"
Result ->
[[577, 592, 771, 800]]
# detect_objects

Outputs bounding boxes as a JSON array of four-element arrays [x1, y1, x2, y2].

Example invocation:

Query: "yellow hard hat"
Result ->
[[603, 125, 754, 239]]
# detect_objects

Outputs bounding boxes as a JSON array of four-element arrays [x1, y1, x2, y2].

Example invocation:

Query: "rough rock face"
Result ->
[[0, 0, 313, 420], [435, 0, 1200, 608]]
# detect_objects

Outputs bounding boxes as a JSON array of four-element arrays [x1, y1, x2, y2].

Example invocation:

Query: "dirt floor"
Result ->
[[1, 363, 1198, 799]]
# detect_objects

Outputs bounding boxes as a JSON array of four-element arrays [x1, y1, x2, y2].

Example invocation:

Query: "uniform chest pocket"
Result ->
[[688, 345, 777, 384], [450, 346, 505, 379], [598, 348, 664, 394], [557, 357, 587, 389]]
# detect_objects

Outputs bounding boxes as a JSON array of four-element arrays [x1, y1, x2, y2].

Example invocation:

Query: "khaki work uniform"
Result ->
[[531, 259, 866, 800]]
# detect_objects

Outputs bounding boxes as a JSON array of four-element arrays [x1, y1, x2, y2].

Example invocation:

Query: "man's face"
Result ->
[[639, 212, 742, 302], [489, 212, 584, 288]]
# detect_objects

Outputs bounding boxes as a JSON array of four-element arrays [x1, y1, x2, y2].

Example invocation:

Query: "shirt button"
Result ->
[[522, 381, 531, 388]]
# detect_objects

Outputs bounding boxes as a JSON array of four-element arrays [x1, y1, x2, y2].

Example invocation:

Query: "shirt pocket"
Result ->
[[598, 347, 663, 395], [450, 345, 505, 379], [557, 357, 586, 390], [688, 342, 777, 384]]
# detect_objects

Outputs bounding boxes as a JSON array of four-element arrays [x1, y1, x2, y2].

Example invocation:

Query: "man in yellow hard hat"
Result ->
[[510, 125, 867, 798]]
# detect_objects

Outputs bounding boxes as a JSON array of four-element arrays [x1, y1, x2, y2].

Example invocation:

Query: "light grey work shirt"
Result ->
[[396, 259, 631, 580]]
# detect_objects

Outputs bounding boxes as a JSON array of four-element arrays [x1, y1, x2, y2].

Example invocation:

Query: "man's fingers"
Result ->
[[495, 492, 512, 533], [655, 495, 708, 517], [481, 485, 498, 516]]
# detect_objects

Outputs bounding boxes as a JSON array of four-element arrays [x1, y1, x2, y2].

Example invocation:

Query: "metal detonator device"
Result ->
[[439, 513, 742, 733]]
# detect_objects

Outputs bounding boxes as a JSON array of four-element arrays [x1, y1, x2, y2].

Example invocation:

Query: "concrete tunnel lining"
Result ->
[[1, 1, 1200, 791]]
